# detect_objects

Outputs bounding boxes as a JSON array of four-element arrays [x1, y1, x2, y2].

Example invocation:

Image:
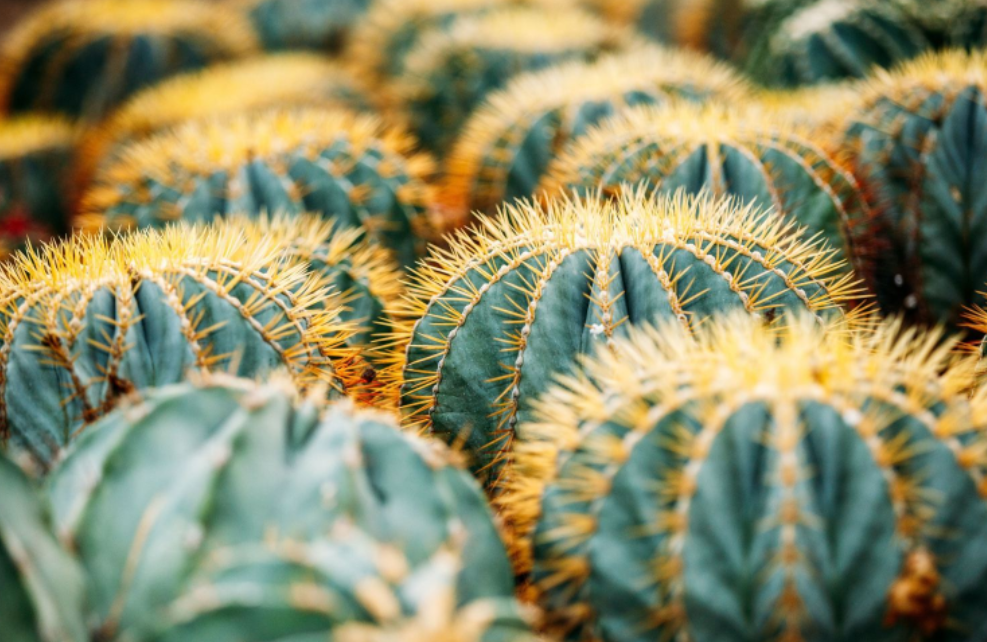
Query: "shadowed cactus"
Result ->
[[46, 376, 516, 639], [503, 313, 987, 642], [383, 191, 861, 494], [233, 0, 372, 52], [0, 225, 358, 469], [0, 0, 257, 121], [442, 45, 749, 220], [0, 453, 87, 642], [80, 107, 436, 269], [542, 102, 869, 267]]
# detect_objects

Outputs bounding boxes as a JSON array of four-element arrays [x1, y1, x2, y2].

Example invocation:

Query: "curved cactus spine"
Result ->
[[443, 45, 749, 220], [542, 102, 869, 267], [79, 107, 437, 269], [46, 376, 516, 639], [0, 225, 358, 469], [232, 0, 372, 52], [502, 313, 987, 642], [0, 0, 257, 121], [383, 191, 861, 494], [0, 453, 87, 642]]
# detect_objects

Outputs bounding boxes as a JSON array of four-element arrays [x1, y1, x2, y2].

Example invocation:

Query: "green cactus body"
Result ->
[[0, 0, 257, 121], [841, 50, 987, 327], [0, 226, 356, 470], [396, 6, 624, 153], [443, 45, 749, 219], [385, 192, 860, 494], [951, 1, 987, 48], [80, 107, 436, 269], [503, 314, 987, 642], [542, 102, 868, 267], [46, 377, 516, 639], [0, 454, 87, 642], [235, 0, 372, 52]]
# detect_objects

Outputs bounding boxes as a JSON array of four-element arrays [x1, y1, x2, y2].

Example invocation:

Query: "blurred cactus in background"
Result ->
[[233, 0, 373, 52]]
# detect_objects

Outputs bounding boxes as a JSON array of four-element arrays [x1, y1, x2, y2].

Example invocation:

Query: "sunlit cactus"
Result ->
[[542, 102, 869, 266], [383, 191, 861, 494], [0, 225, 358, 469], [232, 0, 372, 52], [80, 107, 437, 269], [751, 82, 863, 129], [443, 45, 749, 220], [47, 376, 516, 639], [0, 0, 257, 121], [502, 313, 987, 641]]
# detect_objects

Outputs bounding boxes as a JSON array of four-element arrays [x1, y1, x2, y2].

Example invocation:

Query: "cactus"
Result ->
[[0, 224, 357, 469], [0, 453, 87, 642], [233, 0, 372, 52], [384, 191, 861, 494], [542, 102, 869, 267], [395, 5, 625, 153], [442, 45, 749, 219], [840, 50, 987, 327], [0, 0, 257, 121], [502, 313, 987, 642], [79, 107, 437, 269], [46, 376, 516, 639]]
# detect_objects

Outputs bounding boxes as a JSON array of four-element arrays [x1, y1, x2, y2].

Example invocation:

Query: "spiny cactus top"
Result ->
[[80, 107, 437, 269], [841, 50, 987, 327], [542, 101, 868, 267], [0, 453, 87, 642], [0, 0, 257, 120], [503, 314, 987, 642], [443, 45, 749, 219], [384, 191, 861, 494], [233, 0, 372, 52], [47, 376, 516, 639], [0, 224, 357, 470], [752, 83, 862, 130]]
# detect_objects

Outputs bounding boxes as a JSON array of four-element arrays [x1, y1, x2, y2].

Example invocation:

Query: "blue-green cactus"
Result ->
[[236, 0, 372, 52]]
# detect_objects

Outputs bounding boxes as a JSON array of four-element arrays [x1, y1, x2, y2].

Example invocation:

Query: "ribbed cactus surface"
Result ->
[[235, 0, 372, 52], [504, 314, 987, 642], [386, 192, 859, 493]]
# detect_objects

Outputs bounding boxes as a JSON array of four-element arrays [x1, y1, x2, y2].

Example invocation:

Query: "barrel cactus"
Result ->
[[542, 102, 869, 267], [233, 0, 372, 52], [0, 453, 87, 642], [80, 107, 437, 269], [0, 0, 256, 121], [46, 376, 516, 639], [0, 224, 357, 469], [384, 191, 860, 494], [502, 313, 987, 642], [443, 45, 749, 219]]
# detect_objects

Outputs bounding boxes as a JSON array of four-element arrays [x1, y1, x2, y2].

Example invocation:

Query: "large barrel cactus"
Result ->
[[46, 376, 517, 639], [443, 45, 749, 219], [384, 191, 860, 494], [233, 0, 372, 52], [542, 102, 869, 267], [0, 225, 356, 469], [80, 107, 436, 268], [0, 453, 87, 642], [503, 313, 987, 642], [0, 0, 257, 121]]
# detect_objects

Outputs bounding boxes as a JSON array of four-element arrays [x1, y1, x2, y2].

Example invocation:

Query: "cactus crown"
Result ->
[[753, 83, 862, 128], [856, 49, 987, 108], [0, 115, 77, 160], [6, 0, 251, 35]]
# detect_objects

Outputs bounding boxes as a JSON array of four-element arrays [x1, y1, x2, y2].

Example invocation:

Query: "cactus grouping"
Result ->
[[0, 0, 257, 120], [443, 45, 749, 219], [385, 191, 860, 493], [80, 107, 436, 268], [234, 0, 372, 52], [503, 314, 987, 642]]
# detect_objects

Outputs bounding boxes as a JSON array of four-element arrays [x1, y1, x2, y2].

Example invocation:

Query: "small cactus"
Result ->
[[0, 0, 257, 120], [502, 313, 987, 642], [233, 0, 372, 52]]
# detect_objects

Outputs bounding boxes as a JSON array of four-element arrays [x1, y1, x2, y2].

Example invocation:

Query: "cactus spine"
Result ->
[[234, 0, 372, 52]]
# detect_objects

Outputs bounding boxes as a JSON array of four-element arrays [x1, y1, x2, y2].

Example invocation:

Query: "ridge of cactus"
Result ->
[[79, 107, 437, 269], [501, 312, 987, 641], [382, 190, 863, 495], [0, 0, 257, 121], [232, 0, 372, 52], [442, 44, 750, 220]]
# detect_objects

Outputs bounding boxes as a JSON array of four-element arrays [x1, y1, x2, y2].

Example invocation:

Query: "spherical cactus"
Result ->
[[0, 453, 87, 642], [840, 50, 987, 327], [233, 0, 372, 52], [383, 191, 861, 494], [0, 225, 358, 470], [46, 376, 517, 639], [0, 0, 257, 121], [80, 107, 437, 269], [502, 313, 987, 642], [542, 102, 869, 267], [443, 45, 749, 220]]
